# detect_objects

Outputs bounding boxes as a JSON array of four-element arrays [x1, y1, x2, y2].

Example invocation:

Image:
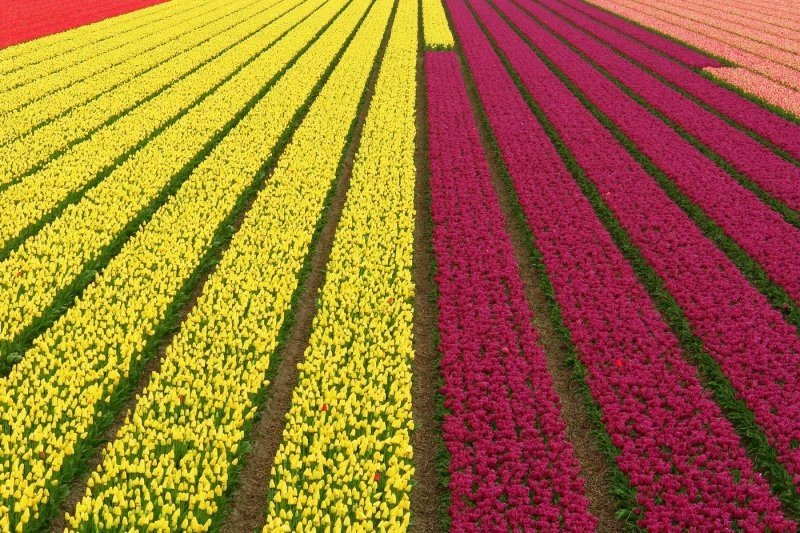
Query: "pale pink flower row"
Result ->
[[677, 0, 800, 38], [661, 0, 800, 41], [729, 0, 800, 22], [593, 0, 800, 70], [588, 0, 800, 114], [705, 67, 800, 117], [632, 0, 800, 55], [552, 0, 800, 158]]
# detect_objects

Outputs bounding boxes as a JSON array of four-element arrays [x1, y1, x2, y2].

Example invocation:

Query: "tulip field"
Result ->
[[1, 0, 800, 530]]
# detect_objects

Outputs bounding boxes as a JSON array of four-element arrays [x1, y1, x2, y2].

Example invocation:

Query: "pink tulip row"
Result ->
[[445, 0, 793, 528], [487, 0, 800, 488], [704, 67, 800, 118], [728, 0, 800, 24], [588, 0, 800, 74], [585, 0, 800, 109], [653, 0, 800, 49], [629, 0, 800, 56], [544, 0, 800, 165], [425, 50, 595, 531], [501, 0, 800, 306]]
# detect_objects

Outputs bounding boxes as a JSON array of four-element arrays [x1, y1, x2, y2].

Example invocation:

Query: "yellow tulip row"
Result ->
[[65, 0, 394, 527], [0, 0, 231, 114], [264, 0, 418, 529], [0, 0, 298, 186], [0, 0, 203, 80], [0, 0, 270, 137], [0, 0, 372, 528], [0, 0, 323, 349], [421, 0, 453, 49]]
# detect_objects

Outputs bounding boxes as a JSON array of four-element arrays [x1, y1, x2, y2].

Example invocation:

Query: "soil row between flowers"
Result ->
[[445, 0, 800, 527], [409, 7, 449, 530], [218, 4, 398, 528]]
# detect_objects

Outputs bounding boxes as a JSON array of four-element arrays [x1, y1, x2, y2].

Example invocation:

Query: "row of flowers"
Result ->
[[451, 0, 794, 528], [555, 0, 718, 67], [0, 0, 327, 361], [0, 0, 367, 527], [65, 0, 390, 527], [0, 0, 168, 50], [426, 50, 595, 530], [0, 1, 238, 114], [527, 0, 800, 215], [0, 0, 301, 187], [704, 66, 800, 120], [489, 0, 800, 488], [500, 0, 800, 305], [421, 0, 454, 48], [550, 0, 800, 160], [586, 0, 800, 111], [264, 0, 417, 528], [0, 0, 189, 76], [648, 0, 800, 49], [0, 0, 277, 149], [606, 0, 800, 61]]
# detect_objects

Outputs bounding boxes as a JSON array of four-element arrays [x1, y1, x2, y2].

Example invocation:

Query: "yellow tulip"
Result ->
[[265, 0, 417, 528]]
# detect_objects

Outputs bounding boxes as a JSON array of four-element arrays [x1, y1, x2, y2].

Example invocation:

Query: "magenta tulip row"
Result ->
[[525, 0, 800, 210], [540, 0, 720, 68], [425, 50, 595, 531], [548, 0, 800, 161], [482, 0, 800, 488], [494, 0, 800, 305], [444, 0, 793, 528]]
